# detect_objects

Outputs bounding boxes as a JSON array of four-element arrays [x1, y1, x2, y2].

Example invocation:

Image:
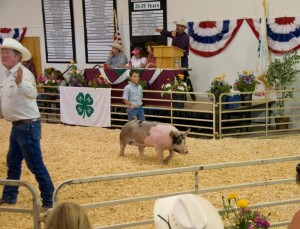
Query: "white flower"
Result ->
[[165, 83, 171, 88], [177, 85, 185, 91]]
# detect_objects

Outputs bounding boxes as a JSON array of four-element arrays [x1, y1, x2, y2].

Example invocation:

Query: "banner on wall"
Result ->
[[60, 87, 111, 127], [0, 27, 27, 44], [188, 19, 244, 57], [247, 16, 300, 54]]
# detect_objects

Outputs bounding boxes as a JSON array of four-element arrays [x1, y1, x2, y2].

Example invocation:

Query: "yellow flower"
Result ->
[[236, 198, 249, 208], [177, 74, 184, 80], [70, 60, 75, 64], [243, 70, 249, 75], [215, 75, 225, 81], [227, 192, 238, 200]]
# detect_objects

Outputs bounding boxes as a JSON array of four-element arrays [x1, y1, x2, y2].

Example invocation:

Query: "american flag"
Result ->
[[0, 27, 27, 44], [113, 9, 122, 45]]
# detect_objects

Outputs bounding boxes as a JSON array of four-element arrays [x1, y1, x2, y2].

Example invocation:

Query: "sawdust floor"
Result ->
[[0, 119, 299, 229]]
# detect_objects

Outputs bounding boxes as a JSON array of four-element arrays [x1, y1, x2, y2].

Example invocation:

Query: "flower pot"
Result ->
[[172, 94, 186, 109], [275, 117, 290, 130], [224, 95, 241, 109], [240, 94, 252, 107]]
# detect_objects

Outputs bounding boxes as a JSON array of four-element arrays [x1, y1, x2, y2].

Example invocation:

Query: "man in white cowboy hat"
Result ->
[[154, 194, 224, 229], [155, 19, 196, 101], [106, 42, 128, 68], [0, 38, 54, 211]]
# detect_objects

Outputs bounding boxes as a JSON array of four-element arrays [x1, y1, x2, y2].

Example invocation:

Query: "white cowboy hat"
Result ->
[[0, 38, 31, 61], [109, 42, 123, 52], [154, 194, 224, 229], [174, 19, 188, 28]]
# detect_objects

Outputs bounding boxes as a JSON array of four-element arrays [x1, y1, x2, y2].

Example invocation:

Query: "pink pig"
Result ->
[[119, 118, 190, 165]]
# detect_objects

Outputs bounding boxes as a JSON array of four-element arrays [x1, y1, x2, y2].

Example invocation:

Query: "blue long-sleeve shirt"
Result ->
[[160, 29, 189, 57]]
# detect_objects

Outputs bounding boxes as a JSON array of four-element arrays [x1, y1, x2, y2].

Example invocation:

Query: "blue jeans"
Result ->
[[2, 121, 54, 207], [127, 107, 145, 121]]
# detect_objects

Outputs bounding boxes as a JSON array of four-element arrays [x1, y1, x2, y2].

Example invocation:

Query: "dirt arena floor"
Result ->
[[0, 119, 299, 229]]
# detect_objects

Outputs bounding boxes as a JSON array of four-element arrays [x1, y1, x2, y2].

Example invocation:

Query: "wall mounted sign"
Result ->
[[82, 0, 117, 64], [41, 0, 76, 63], [128, 0, 167, 51]]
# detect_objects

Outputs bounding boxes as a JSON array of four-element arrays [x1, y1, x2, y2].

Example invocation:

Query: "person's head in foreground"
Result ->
[[287, 163, 300, 229], [0, 38, 31, 69], [45, 202, 93, 229], [154, 193, 224, 229]]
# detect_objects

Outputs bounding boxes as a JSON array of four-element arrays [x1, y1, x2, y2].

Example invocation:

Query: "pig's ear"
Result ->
[[182, 128, 191, 137], [169, 130, 175, 138]]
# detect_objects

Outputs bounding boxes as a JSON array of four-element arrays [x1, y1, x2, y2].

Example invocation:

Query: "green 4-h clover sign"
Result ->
[[76, 92, 94, 118]]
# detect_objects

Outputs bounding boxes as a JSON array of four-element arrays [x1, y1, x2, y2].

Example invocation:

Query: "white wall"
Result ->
[[1, 0, 300, 92]]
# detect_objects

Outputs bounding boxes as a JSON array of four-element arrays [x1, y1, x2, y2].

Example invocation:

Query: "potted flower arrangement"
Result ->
[[36, 67, 63, 93], [266, 51, 300, 129], [161, 73, 190, 108], [67, 62, 87, 87], [234, 70, 260, 106], [209, 74, 231, 102], [220, 192, 271, 229], [88, 74, 111, 88]]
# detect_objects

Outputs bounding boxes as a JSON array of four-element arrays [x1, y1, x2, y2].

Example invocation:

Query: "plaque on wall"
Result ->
[[82, 0, 117, 64], [41, 0, 76, 63], [128, 0, 167, 52]]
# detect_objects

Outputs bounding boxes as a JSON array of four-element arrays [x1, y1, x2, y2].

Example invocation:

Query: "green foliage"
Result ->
[[37, 67, 63, 93], [161, 73, 190, 96], [220, 193, 271, 229], [209, 75, 231, 102], [68, 63, 87, 87], [88, 74, 111, 88], [234, 70, 260, 92], [266, 51, 300, 116]]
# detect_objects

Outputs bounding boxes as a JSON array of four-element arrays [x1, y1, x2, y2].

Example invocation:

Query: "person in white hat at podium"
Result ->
[[155, 19, 196, 101]]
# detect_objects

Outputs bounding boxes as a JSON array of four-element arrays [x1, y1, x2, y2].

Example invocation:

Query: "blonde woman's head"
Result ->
[[45, 202, 92, 229]]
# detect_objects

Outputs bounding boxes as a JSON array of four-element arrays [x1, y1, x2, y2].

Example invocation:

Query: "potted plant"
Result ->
[[67, 62, 87, 87], [266, 51, 300, 129], [209, 74, 231, 103], [161, 73, 190, 108], [234, 70, 260, 106], [88, 74, 112, 88]]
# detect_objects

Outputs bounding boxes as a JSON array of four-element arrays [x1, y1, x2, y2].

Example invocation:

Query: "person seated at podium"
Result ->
[[145, 42, 158, 68], [126, 47, 147, 69], [106, 42, 128, 68], [155, 19, 196, 101]]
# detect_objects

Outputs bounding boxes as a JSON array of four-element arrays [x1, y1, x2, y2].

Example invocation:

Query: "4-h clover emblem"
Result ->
[[76, 92, 94, 118]]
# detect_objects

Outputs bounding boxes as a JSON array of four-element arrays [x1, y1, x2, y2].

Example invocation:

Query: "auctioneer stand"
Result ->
[[153, 45, 184, 68]]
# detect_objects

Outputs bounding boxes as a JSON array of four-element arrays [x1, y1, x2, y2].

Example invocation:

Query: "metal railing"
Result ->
[[0, 179, 41, 229], [37, 86, 300, 139], [52, 155, 300, 228]]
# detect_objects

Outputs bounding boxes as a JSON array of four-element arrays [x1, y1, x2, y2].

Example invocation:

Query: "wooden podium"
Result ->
[[153, 45, 184, 68]]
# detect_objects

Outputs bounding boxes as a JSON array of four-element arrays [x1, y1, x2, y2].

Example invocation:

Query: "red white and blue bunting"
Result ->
[[0, 27, 27, 45], [188, 19, 244, 57], [248, 17, 300, 54], [189, 16, 300, 57]]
